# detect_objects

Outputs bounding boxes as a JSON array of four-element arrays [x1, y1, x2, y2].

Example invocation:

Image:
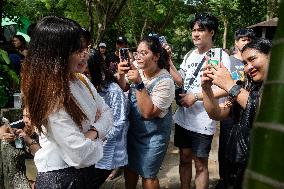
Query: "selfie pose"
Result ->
[[202, 38, 271, 189], [117, 36, 175, 189], [20, 16, 113, 188]]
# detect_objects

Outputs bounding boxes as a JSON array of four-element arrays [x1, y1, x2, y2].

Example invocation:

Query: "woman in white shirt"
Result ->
[[18, 16, 112, 188]]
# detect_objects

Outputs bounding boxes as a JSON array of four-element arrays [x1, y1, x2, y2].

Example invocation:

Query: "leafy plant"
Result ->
[[0, 50, 19, 108]]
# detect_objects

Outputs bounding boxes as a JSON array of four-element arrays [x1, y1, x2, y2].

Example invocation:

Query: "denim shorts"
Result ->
[[174, 124, 213, 158]]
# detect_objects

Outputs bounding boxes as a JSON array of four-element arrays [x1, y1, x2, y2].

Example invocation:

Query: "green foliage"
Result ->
[[2, 0, 279, 64], [0, 50, 19, 108]]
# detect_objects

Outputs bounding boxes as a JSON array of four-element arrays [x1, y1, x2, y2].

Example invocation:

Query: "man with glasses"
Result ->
[[169, 13, 231, 189]]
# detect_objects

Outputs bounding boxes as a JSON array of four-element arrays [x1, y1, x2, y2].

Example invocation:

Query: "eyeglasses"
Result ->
[[133, 50, 149, 59]]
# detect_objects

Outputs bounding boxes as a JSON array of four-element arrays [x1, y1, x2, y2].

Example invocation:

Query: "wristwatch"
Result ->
[[135, 81, 145, 91], [228, 84, 242, 98]]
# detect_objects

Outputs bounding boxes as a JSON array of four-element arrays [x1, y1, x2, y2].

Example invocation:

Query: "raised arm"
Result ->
[[169, 59, 183, 87], [201, 68, 231, 120]]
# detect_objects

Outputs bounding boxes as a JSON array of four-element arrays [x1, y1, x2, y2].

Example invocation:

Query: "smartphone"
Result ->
[[119, 48, 129, 61], [208, 59, 219, 69], [207, 49, 219, 70], [159, 36, 167, 45], [175, 87, 186, 106], [10, 119, 25, 129]]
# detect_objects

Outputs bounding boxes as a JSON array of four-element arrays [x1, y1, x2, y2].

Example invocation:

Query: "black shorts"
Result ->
[[174, 124, 213, 158]]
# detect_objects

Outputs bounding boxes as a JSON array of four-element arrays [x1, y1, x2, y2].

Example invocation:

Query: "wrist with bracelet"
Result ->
[[134, 81, 145, 91], [228, 84, 242, 98]]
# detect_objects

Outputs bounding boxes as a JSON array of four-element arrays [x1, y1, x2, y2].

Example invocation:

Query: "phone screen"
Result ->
[[208, 59, 219, 68], [119, 48, 129, 61]]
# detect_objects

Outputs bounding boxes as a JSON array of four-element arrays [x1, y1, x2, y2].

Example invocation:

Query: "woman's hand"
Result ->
[[15, 129, 31, 143], [117, 60, 130, 76], [1, 132, 16, 142], [127, 68, 142, 84], [162, 43, 172, 57], [85, 129, 98, 140], [207, 62, 235, 92]]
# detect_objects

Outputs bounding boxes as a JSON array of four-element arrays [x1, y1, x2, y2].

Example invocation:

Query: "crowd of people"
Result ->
[[0, 12, 272, 189]]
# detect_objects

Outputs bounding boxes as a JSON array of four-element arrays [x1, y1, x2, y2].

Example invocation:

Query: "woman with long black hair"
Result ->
[[19, 16, 113, 188]]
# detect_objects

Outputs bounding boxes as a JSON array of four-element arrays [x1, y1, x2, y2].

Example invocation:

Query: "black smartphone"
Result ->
[[119, 48, 129, 61], [10, 120, 25, 129], [175, 87, 186, 106]]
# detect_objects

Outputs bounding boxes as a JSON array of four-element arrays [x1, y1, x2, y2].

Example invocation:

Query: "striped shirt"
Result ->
[[95, 82, 129, 170]]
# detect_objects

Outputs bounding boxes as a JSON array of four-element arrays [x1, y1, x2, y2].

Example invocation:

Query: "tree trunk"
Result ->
[[243, 1, 284, 188], [223, 19, 228, 49], [140, 18, 148, 41], [94, 0, 127, 45], [86, 0, 94, 37]]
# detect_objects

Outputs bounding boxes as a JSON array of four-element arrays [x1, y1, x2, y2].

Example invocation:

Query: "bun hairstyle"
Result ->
[[140, 36, 170, 71]]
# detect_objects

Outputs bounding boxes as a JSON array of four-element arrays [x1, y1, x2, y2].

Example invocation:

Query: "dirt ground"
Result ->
[[100, 126, 220, 189]]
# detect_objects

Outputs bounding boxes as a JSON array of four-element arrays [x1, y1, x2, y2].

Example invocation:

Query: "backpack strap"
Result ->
[[74, 73, 95, 101]]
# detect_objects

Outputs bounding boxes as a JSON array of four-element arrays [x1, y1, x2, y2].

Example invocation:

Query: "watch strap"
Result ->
[[135, 82, 145, 90], [228, 84, 242, 98]]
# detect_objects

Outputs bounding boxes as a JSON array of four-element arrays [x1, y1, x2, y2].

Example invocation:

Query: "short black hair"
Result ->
[[234, 28, 256, 40], [242, 38, 272, 55], [13, 35, 27, 46], [190, 12, 219, 40]]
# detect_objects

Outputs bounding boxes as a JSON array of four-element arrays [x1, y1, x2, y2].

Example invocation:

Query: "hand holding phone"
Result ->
[[208, 59, 219, 70], [207, 49, 219, 70], [159, 36, 167, 45]]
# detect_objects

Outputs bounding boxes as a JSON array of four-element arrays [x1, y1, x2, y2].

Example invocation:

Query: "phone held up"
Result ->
[[158, 36, 167, 45], [207, 49, 219, 70], [10, 120, 25, 149], [119, 48, 130, 67]]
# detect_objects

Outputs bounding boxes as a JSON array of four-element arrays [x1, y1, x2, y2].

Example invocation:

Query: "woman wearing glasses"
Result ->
[[20, 16, 113, 188], [117, 36, 175, 189]]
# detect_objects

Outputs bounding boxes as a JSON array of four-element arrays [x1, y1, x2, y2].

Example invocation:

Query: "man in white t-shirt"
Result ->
[[168, 13, 231, 189]]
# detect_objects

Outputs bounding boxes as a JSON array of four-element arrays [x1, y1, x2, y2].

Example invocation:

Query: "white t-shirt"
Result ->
[[173, 48, 231, 135], [141, 69, 175, 118]]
